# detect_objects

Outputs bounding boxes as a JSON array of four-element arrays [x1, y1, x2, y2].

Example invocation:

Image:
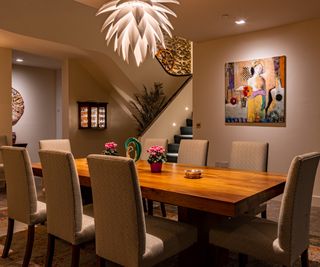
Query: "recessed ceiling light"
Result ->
[[235, 19, 246, 25], [16, 58, 24, 62]]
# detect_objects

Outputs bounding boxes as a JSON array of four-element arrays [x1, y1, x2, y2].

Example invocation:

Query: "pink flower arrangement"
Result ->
[[147, 145, 167, 164], [103, 141, 118, 156]]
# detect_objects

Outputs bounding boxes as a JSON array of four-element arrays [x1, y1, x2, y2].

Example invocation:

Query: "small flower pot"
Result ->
[[150, 162, 162, 173]]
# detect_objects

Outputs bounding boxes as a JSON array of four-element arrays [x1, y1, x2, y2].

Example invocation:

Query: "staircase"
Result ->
[[167, 118, 193, 163]]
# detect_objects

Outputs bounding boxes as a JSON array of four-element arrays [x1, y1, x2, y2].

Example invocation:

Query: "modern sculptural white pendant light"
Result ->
[[97, 0, 179, 66]]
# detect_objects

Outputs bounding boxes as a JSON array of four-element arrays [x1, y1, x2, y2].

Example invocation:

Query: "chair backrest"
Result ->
[[276, 152, 320, 260], [39, 139, 72, 152], [87, 155, 146, 267], [39, 150, 83, 244], [229, 141, 269, 171], [0, 146, 38, 224], [177, 139, 209, 166], [140, 138, 168, 160], [0, 135, 8, 163]]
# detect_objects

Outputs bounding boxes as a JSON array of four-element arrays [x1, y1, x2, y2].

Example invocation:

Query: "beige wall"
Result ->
[[193, 19, 320, 206], [67, 59, 136, 158], [0, 48, 12, 145], [141, 80, 193, 147], [12, 65, 57, 162]]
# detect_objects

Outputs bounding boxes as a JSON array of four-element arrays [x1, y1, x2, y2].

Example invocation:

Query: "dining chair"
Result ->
[[39, 150, 95, 267], [0, 135, 8, 188], [209, 152, 320, 267], [177, 139, 209, 166], [229, 141, 269, 172], [141, 138, 168, 217], [39, 139, 72, 152], [87, 154, 197, 267], [229, 141, 269, 218], [0, 146, 47, 267]]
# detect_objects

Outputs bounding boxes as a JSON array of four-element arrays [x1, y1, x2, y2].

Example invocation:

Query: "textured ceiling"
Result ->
[[75, 0, 320, 41]]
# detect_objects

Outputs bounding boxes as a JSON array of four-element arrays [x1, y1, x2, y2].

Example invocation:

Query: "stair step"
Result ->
[[174, 135, 193, 144], [168, 143, 180, 153], [186, 118, 193, 127], [180, 126, 192, 135], [167, 153, 178, 163]]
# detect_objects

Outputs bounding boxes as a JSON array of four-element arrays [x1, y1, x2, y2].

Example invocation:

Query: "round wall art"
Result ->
[[12, 88, 25, 125]]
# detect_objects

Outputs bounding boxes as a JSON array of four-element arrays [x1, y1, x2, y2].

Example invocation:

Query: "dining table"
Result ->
[[32, 158, 286, 218]]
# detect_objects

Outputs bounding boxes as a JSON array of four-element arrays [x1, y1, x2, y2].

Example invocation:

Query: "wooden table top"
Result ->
[[32, 159, 286, 217]]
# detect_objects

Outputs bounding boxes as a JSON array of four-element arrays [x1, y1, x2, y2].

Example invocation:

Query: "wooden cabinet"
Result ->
[[78, 102, 107, 129]]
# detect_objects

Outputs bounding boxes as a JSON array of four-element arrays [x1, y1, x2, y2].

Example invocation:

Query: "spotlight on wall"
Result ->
[[235, 19, 246, 25], [172, 122, 177, 127], [185, 107, 189, 111], [16, 58, 24, 63]]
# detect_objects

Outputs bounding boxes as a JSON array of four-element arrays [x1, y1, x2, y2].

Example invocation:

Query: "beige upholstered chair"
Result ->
[[141, 138, 168, 217], [87, 155, 197, 267], [39, 150, 94, 267], [209, 152, 320, 267], [177, 139, 209, 166], [229, 141, 269, 218], [0, 146, 47, 266], [39, 139, 72, 152], [229, 141, 269, 172], [0, 135, 8, 187]]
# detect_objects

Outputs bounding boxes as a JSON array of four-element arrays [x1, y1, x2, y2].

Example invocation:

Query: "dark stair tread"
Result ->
[[180, 126, 193, 135], [167, 154, 178, 163], [168, 143, 180, 153], [186, 118, 193, 127], [174, 135, 193, 144]]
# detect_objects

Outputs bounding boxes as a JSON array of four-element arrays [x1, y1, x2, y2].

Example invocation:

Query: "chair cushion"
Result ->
[[30, 201, 47, 225], [209, 215, 290, 265], [74, 214, 95, 245], [143, 215, 197, 267]]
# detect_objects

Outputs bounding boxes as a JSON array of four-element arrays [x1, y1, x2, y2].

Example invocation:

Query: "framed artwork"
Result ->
[[225, 55, 286, 126]]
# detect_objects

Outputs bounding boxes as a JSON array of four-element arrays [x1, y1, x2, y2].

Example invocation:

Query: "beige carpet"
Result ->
[[0, 216, 319, 266]]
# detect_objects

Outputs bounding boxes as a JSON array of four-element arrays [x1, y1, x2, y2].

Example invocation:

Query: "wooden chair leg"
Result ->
[[160, 202, 167, 217], [97, 255, 106, 267], [22, 225, 35, 267], [238, 253, 248, 267], [261, 209, 267, 219], [45, 234, 55, 267], [142, 198, 147, 212], [71, 244, 80, 267], [2, 218, 14, 258], [301, 249, 309, 267], [147, 199, 153, 216]]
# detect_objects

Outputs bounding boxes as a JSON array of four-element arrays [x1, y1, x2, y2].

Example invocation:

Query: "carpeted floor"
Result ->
[[0, 182, 319, 266], [0, 206, 319, 267]]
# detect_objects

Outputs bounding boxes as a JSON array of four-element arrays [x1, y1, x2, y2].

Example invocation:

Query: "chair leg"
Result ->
[[22, 225, 35, 267], [2, 218, 14, 258], [301, 249, 309, 267], [160, 202, 167, 217], [238, 253, 248, 267], [147, 199, 153, 216], [71, 244, 80, 267], [97, 255, 106, 267], [261, 209, 267, 219], [45, 234, 55, 267], [142, 198, 147, 213]]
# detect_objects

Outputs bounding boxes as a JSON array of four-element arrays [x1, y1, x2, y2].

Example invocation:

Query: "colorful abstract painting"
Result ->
[[225, 56, 286, 125]]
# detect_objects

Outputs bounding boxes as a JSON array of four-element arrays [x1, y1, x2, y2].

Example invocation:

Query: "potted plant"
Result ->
[[147, 145, 167, 173], [103, 141, 118, 156]]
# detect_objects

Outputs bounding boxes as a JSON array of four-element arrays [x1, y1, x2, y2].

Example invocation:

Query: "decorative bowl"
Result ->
[[184, 169, 202, 179]]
